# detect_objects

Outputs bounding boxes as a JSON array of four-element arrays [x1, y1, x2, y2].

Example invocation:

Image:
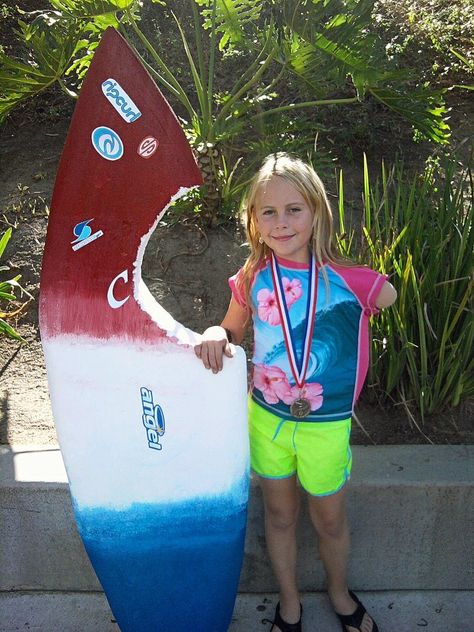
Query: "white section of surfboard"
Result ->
[[43, 338, 248, 509], [43, 220, 249, 511]]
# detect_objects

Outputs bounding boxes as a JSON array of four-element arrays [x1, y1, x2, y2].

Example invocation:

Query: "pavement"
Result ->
[[1, 444, 473, 631], [1, 591, 473, 631]]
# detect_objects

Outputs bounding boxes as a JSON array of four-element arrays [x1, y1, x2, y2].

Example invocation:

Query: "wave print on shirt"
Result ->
[[261, 300, 361, 416]]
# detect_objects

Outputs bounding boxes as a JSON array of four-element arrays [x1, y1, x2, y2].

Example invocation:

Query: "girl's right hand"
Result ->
[[194, 326, 234, 373]]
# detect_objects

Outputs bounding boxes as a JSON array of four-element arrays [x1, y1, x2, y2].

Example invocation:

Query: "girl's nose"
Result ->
[[274, 212, 288, 228]]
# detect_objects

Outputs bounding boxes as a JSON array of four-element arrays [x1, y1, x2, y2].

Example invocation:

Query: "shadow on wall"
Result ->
[[0, 354, 16, 480]]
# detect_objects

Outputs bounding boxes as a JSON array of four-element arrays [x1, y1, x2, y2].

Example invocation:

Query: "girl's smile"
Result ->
[[255, 176, 314, 264], [272, 235, 294, 241]]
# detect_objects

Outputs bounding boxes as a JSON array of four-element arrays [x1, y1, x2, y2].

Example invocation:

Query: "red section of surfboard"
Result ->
[[39, 28, 202, 343]]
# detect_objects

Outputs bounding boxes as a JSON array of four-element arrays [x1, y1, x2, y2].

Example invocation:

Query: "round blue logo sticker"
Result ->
[[91, 126, 124, 161]]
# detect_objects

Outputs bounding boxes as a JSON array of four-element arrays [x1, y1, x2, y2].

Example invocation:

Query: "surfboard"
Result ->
[[39, 27, 249, 632]]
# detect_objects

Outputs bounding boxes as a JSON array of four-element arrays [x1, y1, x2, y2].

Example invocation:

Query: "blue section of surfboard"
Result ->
[[39, 28, 249, 631]]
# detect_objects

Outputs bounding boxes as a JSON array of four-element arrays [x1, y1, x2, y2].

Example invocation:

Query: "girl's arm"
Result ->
[[194, 297, 249, 373], [375, 280, 397, 309]]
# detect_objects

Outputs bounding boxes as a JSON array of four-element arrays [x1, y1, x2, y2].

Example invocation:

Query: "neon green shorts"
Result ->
[[248, 398, 352, 496]]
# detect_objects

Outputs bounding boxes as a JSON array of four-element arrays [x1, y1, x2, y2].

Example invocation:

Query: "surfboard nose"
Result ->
[[40, 28, 202, 342]]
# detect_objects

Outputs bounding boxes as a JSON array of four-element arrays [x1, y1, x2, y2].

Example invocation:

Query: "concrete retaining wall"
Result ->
[[1, 445, 473, 592]]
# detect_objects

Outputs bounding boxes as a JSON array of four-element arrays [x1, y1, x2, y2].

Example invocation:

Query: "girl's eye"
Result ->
[[290, 207, 301, 213], [262, 209, 274, 216]]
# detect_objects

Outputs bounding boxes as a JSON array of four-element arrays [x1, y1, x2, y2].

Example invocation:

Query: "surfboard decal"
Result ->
[[40, 27, 249, 632], [101, 77, 142, 123]]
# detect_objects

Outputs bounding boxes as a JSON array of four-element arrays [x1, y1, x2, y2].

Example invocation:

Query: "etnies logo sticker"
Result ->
[[137, 136, 158, 159]]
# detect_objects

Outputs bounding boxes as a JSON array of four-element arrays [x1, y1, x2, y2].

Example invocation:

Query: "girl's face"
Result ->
[[254, 176, 314, 264]]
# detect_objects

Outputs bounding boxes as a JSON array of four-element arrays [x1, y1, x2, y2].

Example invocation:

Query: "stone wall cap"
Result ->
[[1, 444, 473, 488]]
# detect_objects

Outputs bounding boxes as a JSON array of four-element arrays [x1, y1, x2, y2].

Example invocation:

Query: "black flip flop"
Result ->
[[335, 591, 379, 632], [262, 601, 303, 632]]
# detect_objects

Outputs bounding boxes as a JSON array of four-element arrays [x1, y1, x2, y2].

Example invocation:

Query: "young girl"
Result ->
[[195, 153, 396, 632]]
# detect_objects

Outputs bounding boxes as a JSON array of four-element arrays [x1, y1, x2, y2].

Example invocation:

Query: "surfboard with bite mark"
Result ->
[[39, 27, 249, 632]]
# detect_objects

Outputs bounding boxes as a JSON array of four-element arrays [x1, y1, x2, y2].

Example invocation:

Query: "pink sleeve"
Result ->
[[228, 268, 247, 308], [336, 266, 389, 316]]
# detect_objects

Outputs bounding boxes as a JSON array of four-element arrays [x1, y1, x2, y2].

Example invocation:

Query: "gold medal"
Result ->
[[289, 397, 312, 419]]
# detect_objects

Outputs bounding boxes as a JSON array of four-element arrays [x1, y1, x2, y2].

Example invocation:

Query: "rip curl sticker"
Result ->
[[91, 126, 124, 161], [101, 78, 141, 123], [137, 136, 158, 159]]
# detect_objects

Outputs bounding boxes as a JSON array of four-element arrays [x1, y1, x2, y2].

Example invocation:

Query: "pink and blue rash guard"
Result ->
[[229, 255, 388, 422]]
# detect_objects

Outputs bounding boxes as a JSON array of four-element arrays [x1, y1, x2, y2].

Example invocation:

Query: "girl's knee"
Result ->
[[264, 504, 299, 531], [308, 497, 347, 539], [312, 513, 347, 539]]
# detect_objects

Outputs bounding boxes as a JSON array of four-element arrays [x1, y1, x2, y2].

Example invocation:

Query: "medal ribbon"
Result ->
[[270, 253, 318, 390]]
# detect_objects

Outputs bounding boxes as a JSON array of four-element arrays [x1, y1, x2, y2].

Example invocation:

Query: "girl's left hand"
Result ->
[[194, 326, 234, 373]]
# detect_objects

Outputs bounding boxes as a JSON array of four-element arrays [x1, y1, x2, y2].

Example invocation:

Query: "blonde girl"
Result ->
[[195, 153, 396, 632]]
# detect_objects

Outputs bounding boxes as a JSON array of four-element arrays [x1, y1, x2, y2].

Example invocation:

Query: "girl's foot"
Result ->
[[332, 590, 378, 632], [263, 601, 303, 632]]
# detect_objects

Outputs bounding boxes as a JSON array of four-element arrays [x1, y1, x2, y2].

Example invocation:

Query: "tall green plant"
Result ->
[[121, 0, 387, 217], [0, 227, 33, 341], [451, 43, 474, 92], [338, 156, 474, 422]]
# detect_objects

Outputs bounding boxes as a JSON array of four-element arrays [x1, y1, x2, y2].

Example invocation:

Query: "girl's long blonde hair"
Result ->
[[239, 152, 351, 310]]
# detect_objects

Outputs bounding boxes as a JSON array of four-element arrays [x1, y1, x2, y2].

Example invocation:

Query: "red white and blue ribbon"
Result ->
[[270, 253, 318, 390]]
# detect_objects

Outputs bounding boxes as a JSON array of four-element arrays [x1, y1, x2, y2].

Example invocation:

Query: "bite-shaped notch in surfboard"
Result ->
[[40, 26, 204, 343], [39, 27, 249, 632]]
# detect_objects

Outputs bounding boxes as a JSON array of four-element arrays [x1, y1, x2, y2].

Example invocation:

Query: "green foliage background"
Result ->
[[0, 0, 472, 425]]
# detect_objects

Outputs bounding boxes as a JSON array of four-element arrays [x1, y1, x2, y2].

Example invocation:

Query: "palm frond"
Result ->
[[369, 85, 451, 144], [0, 15, 82, 122], [271, 0, 450, 143], [194, 0, 263, 51], [280, 0, 382, 80], [48, 0, 135, 19]]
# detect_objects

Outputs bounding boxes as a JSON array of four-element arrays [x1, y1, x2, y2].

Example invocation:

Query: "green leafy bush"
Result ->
[[373, 0, 474, 84], [338, 155, 473, 423], [0, 0, 451, 224]]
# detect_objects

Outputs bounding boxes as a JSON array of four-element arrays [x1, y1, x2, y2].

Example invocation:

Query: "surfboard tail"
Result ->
[[76, 494, 248, 632]]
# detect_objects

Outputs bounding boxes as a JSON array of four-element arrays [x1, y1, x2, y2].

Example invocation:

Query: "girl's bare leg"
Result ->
[[308, 487, 375, 632], [259, 475, 302, 629]]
